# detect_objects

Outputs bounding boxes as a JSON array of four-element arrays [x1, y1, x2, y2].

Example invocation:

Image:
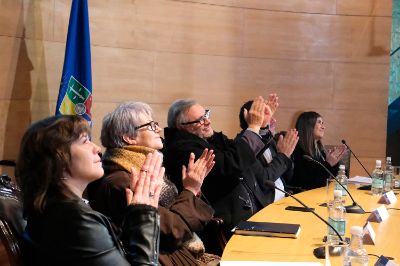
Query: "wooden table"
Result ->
[[221, 185, 400, 264]]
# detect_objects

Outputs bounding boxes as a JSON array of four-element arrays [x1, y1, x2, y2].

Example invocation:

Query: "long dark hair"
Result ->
[[295, 111, 324, 158], [16, 115, 90, 216]]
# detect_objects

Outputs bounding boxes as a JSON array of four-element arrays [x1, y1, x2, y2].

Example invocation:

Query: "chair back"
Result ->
[[0, 173, 25, 266]]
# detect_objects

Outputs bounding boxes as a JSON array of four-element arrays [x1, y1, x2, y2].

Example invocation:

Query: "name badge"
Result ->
[[378, 191, 397, 204], [367, 205, 389, 223], [363, 221, 376, 245]]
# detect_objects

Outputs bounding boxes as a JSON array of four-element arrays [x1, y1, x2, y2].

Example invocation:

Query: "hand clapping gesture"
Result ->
[[276, 129, 299, 158], [126, 152, 164, 208], [265, 93, 279, 117], [182, 149, 215, 196], [326, 145, 347, 167], [244, 96, 265, 132]]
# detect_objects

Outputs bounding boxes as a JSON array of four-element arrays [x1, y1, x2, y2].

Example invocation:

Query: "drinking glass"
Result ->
[[325, 240, 349, 266]]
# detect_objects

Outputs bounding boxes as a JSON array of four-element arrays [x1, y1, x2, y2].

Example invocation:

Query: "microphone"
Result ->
[[303, 155, 365, 214], [264, 180, 344, 259], [341, 139, 373, 179]]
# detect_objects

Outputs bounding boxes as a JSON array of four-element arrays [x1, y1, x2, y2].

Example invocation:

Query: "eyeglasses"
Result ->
[[181, 109, 210, 125], [134, 121, 160, 132]]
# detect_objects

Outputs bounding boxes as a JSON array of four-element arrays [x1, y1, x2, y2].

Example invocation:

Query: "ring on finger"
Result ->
[[149, 192, 155, 197]]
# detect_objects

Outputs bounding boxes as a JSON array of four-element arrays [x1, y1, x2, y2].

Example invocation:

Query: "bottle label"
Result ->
[[372, 179, 384, 189], [328, 217, 346, 236], [334, 183, 348, 196]]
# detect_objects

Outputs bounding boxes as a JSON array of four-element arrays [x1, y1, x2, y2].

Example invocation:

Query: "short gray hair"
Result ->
[[167, 99, 197, 128], [101, 102, 153, 148]]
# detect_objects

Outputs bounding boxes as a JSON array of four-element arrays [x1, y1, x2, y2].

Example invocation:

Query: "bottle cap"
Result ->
[[386, 157, 391, 162], [350, 226, 363, 236], [376, 160, 381, 167], [339, 164, 345, 170], [333, 190, 342, 198]]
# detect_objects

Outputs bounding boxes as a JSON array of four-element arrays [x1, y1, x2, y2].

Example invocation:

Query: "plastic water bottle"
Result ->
[[335, 165, 348, 197], [384, 157, 393, 192], [343, 226, 368, 266], [371, 160, 384, 196], [327, 190, 346, 244]]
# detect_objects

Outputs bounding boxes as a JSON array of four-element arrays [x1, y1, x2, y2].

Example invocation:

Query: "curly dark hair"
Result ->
[[16, 115, 90, 216]]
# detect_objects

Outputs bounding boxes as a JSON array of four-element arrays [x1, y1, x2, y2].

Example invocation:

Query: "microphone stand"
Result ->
[[341, 139, 373, 178], [264, 180, 345, 259], [303, 155, 365, 214]]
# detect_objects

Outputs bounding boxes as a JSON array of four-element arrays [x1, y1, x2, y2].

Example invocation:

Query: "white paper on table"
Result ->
[[348, 176, 372, 184], [220, 261, 323, 266]]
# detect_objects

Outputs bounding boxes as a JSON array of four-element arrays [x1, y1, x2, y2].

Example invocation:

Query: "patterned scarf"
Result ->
[[101, 145, 178, 208]]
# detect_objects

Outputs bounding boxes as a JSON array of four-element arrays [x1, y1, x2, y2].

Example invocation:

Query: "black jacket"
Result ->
[[24, 197, 160, 266], [163, 127, 264, 233], [289, 145, 339, 190], [238, 130, 294, 204]]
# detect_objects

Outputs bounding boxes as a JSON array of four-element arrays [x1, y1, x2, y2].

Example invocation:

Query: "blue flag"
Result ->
[[56, 0, 92, 125]]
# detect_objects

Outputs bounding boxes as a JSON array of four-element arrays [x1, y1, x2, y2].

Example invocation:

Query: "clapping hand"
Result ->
[[244, 96, 265, 132], [265, 93, 279, 118], [182, 149, 215, 196], [326, 145, 347, 167], [126, 152, 164, 208], [276, 129, 299, 158]]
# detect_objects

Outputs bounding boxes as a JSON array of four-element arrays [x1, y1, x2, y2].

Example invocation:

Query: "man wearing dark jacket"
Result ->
[[163, 96, 271, 237], [238, 100, 298, 204]]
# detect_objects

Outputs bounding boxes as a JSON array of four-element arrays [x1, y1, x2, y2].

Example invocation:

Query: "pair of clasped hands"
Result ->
[[243, 94, 299, 159], [125, 150, 215, 208]]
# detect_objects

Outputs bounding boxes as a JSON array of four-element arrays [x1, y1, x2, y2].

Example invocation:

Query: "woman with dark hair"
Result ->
[[17, 115, 162, 266], [289, 111, 346, 191]]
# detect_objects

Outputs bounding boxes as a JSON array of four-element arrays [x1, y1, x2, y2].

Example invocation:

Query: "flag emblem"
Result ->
[[59, 76, 92, 117]]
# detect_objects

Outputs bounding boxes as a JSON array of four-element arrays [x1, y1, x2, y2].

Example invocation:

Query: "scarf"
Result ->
[[102, 145, 178, 208]]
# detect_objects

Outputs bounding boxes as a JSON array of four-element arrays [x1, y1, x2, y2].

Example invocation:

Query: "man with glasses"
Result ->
[[163, 96, 273, 238]]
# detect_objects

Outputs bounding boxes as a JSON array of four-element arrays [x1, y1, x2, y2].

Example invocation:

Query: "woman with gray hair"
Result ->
[[87, 101, 220, 266]]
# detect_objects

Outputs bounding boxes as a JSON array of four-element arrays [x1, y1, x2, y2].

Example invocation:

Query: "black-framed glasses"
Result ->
[[134, 121, 160, 132], [181, 109, 210, 125]]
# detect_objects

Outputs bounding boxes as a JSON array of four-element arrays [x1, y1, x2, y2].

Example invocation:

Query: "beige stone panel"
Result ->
[[0, 37, 64, 101], [350, 157, 380, 177], [332, 62, 389, 111], [0, 0, 24, 37], [243, 10, 391, 63], [154, 52, 334, 108], [154, 52, 240, 106], [0, 0, 55, 39], [0, 100, 32, 161], [132, 0, 244, 56], [321, 109, 386, 158], [54, 0, 243, 56], [22, 0, 54, 40], [0, 36, 22, 100], [179, 0, 336, 14], [234, 57, 334, 109], [337, 0, 392, 16], [92, 46, 155, 103], [54, 0, 138, 46]]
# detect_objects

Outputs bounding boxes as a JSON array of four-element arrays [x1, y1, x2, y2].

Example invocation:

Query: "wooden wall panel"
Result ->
[[0, 0, 392, 180], [92, 46, 155, 103], [0, 0, 24, 37], [332, 63, 390, 112], [180, 0, 392, 17], [243, 10, 391, 63], [179, 0, 337, 14], [337, 0, 392, 16]]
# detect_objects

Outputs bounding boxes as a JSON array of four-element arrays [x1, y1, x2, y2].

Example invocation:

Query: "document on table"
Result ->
[[348, 176, 372, 184]]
